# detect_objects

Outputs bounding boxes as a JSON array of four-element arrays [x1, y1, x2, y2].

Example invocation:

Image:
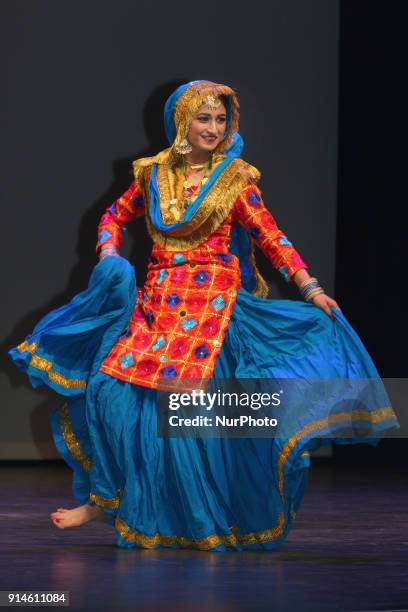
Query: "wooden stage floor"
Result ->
[[0, 462, 407, 611]]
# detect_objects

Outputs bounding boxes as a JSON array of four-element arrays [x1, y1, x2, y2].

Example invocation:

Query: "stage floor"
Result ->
[[0, 462, 407, 611]]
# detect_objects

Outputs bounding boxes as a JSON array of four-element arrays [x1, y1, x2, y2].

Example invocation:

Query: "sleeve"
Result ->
[[96, 179, 145, 255], [232, 182, 308, 282]]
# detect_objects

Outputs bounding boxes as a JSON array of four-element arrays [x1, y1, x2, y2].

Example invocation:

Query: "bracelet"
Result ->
[[299, 277, 325, 302], [304, 288, 325, 302], [299, 277, 318, 291]]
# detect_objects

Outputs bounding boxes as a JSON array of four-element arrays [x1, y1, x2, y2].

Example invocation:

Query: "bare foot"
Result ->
[[50, 504, 111, 529]]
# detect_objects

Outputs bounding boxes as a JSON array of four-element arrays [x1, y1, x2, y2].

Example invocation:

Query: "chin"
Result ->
[[199, 142, 219, 152]]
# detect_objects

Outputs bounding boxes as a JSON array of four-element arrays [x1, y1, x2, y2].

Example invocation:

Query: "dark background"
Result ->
[[0, 1, 404, 462], [334, 1, 406, 463]]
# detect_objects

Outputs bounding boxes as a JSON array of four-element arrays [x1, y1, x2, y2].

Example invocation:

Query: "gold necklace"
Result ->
[[185, 159, 206, 171], [164, 159, 211, 223]]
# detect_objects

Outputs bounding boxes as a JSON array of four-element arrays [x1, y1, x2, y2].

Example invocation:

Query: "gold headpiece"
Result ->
[[204, 94, 222, 110], [169, 81, 240, 166]]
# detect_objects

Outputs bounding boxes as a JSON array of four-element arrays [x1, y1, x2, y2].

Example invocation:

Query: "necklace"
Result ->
[[164, 157, 211, 223], [181, 157, 211, 198], [184, 159, 206, 171]]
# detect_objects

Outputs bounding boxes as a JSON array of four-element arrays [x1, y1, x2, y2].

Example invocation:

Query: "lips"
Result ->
[[201, 135, 217, 143]]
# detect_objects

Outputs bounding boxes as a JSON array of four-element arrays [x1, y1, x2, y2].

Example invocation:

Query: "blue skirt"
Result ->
[[9, 257, 399, 551]]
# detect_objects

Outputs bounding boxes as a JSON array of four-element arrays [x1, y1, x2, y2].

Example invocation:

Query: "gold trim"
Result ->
[[249, 234, 269, 298], [59, 403, 91, 472], [114, 513, 285, 550], [138, 157, 260, 246], [16, 340, 86, 390], [89, 492, 120, 510], [162, 159, 259, 237], [58, 389, 397, 551], [114, 404, 397, 551], [17, 340, 38, 353], [59, 406, 122, 509], [278, 406, 397, 496]]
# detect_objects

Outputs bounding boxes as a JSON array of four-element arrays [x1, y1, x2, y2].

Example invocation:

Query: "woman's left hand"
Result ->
[[312, 294, 341, 320]]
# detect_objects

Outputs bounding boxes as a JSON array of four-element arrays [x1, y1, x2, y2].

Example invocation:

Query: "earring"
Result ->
[[175, 138, 192, 155]]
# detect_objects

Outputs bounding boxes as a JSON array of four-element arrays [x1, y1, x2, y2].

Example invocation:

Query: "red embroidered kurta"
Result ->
[[96, 179, 308, 391]]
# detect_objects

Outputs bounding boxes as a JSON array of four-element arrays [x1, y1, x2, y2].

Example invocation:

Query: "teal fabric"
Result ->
[[9, 256, 398, 551], [8, 256, 137, 395]]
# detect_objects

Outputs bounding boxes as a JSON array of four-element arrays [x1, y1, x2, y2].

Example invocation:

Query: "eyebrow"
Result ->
[[196, 112, 227, 117]]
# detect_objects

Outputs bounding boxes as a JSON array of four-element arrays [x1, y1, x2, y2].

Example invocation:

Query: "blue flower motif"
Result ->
[[181, 318, 198, 331], [146, 310, 155, 326], [248, 191, 261, 206], [250, 227, 260, 240], [157, 269, 168, 284], [108, 203, 117, 214], [161, 365, 177, 380], [211, 295, 226, 311], [152, 335, 166, 352], [279, 235, 293, 247], [194, 344, 210, 360], [194, 270, 210, 286], [133, 195, 144, 208], [120, 352, 134, 369], [217, 253, 232, 264], [172, 253, 187, 265], [166, 293, 181, 308], [99, 229, 112, 244], [279, 266, 290, 282]]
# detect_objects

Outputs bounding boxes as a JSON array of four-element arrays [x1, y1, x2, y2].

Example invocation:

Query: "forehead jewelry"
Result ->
[[204, 94, 222, 110]]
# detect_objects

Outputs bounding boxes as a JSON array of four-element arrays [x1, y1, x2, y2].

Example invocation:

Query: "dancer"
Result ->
[[9, 80, 398, 551]]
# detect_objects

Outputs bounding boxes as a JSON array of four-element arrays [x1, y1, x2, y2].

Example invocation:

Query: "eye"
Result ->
[[217, 116, 226, 123], [197, 115, 209, 122]]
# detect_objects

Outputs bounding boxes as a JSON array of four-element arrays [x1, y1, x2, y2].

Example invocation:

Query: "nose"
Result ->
[[207, 118, 218, 134]]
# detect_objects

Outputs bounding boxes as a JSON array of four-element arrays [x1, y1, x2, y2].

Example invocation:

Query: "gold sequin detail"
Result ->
[[115, 512, 285, 550], [59, 403, 91, 472], [17, 340, 38, 353], [278, 406, 397, 497], [89, 492, 120, 510], [141, 159, 259, 238], [16, 339, 86, 389]]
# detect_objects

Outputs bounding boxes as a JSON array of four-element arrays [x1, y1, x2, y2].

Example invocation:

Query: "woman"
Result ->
[[9, 80, 398, 551]]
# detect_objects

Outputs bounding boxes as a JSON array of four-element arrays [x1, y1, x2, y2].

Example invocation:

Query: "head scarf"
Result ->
[[163, 80, 242, 161], [141, 80, 268, 296]]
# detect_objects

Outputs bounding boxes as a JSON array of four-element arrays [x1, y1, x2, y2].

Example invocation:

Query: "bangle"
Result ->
[[304, 288, 325, 302], [299, 277, 318, 291], [299, 277, 325, 302]]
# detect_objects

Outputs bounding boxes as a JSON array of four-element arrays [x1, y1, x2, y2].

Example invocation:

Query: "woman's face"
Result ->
[[186, 100, 227, 154]]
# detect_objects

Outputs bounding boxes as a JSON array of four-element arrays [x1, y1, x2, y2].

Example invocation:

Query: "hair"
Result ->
[[218, 94, 228, 109]]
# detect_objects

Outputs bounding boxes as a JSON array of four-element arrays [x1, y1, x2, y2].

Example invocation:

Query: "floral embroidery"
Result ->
[[120, 353, 134, 369]]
